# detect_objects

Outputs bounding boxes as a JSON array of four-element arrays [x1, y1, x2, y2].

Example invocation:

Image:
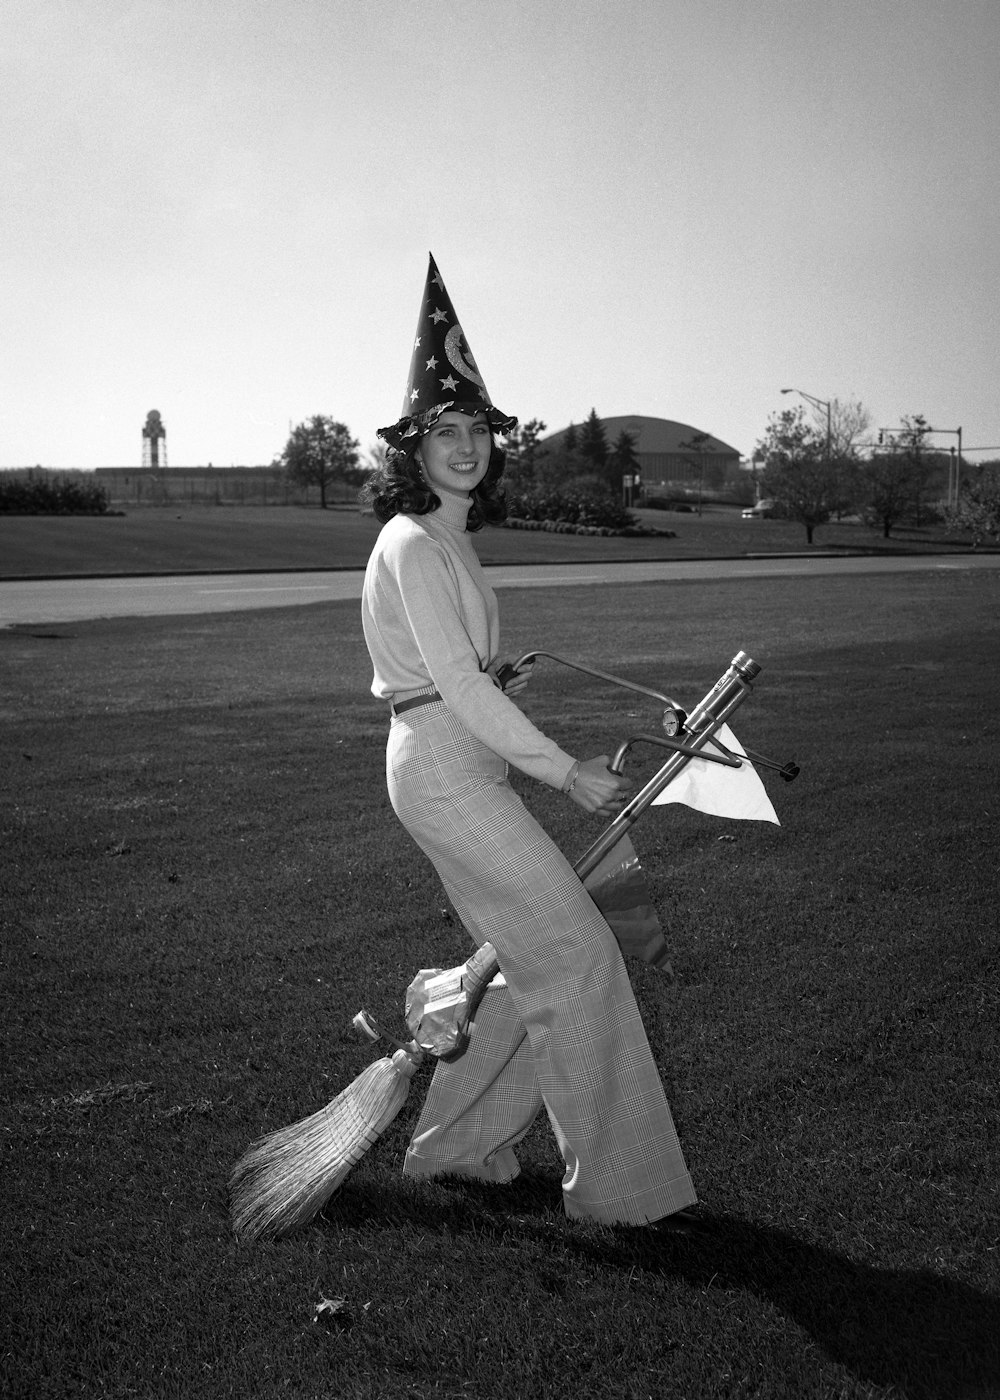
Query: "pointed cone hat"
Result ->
[[377, 253, 517, 450]]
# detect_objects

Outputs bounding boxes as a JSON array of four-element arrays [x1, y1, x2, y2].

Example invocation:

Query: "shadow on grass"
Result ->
[[599, 1214, 1000, 1400], [323, 1176, 1000, 1400]]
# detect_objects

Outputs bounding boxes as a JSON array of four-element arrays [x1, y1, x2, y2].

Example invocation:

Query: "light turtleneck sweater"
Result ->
[[361, 491, 576, 790]]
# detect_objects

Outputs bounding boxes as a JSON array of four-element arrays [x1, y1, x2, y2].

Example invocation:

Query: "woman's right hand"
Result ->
[[568, 756, 632, 818]]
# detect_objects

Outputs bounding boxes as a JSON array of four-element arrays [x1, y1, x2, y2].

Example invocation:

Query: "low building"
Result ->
[[541, 415, 744, 500]]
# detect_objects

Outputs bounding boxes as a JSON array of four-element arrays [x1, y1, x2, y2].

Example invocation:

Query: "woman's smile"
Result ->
[[417, 411, 493, 498]]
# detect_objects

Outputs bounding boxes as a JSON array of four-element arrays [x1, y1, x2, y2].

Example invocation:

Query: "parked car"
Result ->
[[741, 499, 775, 519]]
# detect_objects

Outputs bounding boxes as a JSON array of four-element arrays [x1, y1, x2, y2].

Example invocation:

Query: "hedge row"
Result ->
[[503, 486, 677, 537], [503, 517, 675, 539], [0, 476, 111, 514], [505, 487, 635, 530]]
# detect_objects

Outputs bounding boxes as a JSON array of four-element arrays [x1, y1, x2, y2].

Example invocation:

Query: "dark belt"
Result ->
[[390, 690, 442, 717]]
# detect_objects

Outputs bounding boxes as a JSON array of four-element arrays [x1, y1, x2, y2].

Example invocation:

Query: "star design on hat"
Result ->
[[430, 307, 448, 324], [413, 336, 421, 350], [431, 269, 444, 290], [440, 374, 459, 392], [409, 387, 419, 403], [425, 356, 438, 370]]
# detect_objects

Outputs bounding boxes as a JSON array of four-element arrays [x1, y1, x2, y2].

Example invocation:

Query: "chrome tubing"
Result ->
[[574, 652, 761, 882], [510, 650, 685, 712]]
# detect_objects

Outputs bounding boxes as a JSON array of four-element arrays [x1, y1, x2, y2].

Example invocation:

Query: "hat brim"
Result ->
[[377, 401, 517, 451]]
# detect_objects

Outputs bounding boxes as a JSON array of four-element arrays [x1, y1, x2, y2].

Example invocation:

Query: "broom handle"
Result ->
[[460, 942, 502, 1018]]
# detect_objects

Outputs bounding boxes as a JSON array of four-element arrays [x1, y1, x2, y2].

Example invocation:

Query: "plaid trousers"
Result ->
[[386, 701, 696, 1225]]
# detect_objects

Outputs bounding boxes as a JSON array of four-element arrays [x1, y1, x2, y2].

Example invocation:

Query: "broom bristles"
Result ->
[[230, 1052, 416, 1242]]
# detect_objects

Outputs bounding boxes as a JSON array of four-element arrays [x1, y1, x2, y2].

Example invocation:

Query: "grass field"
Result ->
[[0, 502, 985, 580], [2, 566, 999, 1399]]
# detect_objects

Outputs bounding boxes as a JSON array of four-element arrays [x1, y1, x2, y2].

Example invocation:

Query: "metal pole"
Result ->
[[574, 652, 761, 880], [957, 427, 962, 505]]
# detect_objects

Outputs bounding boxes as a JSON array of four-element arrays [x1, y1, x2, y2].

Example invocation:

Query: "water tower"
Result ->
[[142, 410, 167, 469]]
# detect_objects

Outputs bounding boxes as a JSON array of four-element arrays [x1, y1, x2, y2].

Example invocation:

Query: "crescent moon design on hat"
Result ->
[[444, 324, 486, 390]]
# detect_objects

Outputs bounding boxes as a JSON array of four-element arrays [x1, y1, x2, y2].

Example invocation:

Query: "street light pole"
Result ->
[[781, 387, 832, 460]]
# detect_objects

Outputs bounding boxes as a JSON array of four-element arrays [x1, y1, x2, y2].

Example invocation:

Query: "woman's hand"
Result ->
[[568, 757, 632, 818], [493, 660, 534, 697]]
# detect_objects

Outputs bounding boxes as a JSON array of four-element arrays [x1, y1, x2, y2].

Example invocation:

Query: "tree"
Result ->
[[945, 463, 1000, 547], [579, 408, 609, 475], [755, 407, 839, 543], [281, 417, 360, 508], [827, 397, 873, 461], [503, 418, 547, 492], [825, 397, 874, 518], [677, 432, 716, 515], [365, 439, 390, 475], [609, 429, 641, 501], [859, 415, 939, 537]]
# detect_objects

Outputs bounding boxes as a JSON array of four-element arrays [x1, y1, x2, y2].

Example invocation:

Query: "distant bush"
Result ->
[[0, 473, 111, 515]]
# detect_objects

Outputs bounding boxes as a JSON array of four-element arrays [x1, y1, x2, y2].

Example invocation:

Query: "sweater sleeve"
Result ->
[[391, 530, 576, 789]]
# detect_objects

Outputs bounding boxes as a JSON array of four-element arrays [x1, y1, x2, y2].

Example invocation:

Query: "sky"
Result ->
[[3, 0, 998, 468]]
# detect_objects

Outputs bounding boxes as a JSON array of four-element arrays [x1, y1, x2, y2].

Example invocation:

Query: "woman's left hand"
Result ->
[[493, 660, 534, 697]]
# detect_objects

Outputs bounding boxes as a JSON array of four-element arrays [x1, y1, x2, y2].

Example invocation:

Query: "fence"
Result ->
[[91, 468, 357, 507]]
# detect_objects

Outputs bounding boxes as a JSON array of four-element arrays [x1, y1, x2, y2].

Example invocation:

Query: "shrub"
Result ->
[[945, 467, 1000, 546], [0, 472, 110, 515], [505, 483, 636, 531]]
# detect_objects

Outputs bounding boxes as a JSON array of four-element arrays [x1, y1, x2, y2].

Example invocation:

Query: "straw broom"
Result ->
[[229, 946, 500, 1243], [229, 1013, 422, 1243]]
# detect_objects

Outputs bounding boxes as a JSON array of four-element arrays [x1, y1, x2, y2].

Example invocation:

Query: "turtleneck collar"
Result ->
[[431, 490, 473, 532]]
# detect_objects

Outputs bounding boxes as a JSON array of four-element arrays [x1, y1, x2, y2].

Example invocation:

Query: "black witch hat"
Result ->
[[377, 253, 517, 451]]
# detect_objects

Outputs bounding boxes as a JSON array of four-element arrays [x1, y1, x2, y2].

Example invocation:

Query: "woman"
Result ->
[[360, 256, 697, 1228]]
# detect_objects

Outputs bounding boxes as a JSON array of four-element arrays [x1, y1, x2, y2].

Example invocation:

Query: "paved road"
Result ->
[[1, 554, 998, 628]]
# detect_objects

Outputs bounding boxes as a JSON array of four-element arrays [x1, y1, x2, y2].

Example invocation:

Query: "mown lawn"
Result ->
[[2, 568, 998, 1398], [0, 503, 984, 579]]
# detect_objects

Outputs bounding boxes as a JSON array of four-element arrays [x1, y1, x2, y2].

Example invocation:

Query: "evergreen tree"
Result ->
[[609, 429, 641, 497], [504, 418, 547, 491], [579, 408, 609, 470]]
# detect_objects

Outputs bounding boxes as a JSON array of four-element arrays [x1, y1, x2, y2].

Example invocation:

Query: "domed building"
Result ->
[[541, 415, 743, 501]]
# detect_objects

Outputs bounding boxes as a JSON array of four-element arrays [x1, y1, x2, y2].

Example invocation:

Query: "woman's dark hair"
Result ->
[[360, 435, 508, 531]]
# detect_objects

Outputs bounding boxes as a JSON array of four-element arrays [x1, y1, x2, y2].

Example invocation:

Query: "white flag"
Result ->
[[652, 723, 779, 824]]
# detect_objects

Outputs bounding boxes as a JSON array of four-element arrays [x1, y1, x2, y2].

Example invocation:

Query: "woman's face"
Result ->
[[416, 411, 492, 499]]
